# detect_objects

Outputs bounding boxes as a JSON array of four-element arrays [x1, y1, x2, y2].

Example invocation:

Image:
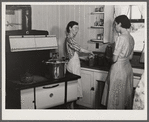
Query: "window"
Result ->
[[127, 5, 145, 52]]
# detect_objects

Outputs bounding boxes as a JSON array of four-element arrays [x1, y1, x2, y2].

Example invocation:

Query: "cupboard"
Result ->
[[76, 68, 108, 108], [77, 67, 143, 109]]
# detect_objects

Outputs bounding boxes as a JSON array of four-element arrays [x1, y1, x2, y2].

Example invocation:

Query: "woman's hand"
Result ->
[[90, 51, 94, 56], [81, 48, 93, 54]]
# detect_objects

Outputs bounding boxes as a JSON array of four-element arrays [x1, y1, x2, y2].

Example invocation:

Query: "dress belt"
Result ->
[[117, 58, 129, 63]]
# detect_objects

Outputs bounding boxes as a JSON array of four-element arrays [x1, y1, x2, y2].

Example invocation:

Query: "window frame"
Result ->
[[129, 5, 144, 23], [129, 5, 145, 53]]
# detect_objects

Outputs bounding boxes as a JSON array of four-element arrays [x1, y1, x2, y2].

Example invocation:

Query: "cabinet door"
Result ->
[[93, 71, 108, 109], [76, 70, 94, 108], [36, 82, 65, 109], [94, 71, 108, 91], [21, 88, 34, 109]]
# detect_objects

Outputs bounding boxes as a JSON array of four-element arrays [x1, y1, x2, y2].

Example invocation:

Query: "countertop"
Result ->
[[81, 61, 143, 78], [6, 71, 81, 90], [81, 63, 110, 72]]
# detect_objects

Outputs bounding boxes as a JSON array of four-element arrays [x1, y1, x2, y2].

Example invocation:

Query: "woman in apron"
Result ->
[[65, 21, 93, 108], [101, 15, 135, 109]]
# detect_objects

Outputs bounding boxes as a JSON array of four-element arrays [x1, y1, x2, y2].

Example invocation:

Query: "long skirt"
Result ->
[[101, 58, 134, 109]]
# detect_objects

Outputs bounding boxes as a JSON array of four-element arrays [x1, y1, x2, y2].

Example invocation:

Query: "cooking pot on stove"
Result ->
[[43, 59, 68, 79]]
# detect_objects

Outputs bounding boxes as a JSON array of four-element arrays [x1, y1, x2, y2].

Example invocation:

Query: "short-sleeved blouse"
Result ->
[[113, 34, 135, 59]]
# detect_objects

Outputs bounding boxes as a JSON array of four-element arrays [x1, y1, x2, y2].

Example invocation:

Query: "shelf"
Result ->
[[91, 26, 104, 28], [90, 39, 103, 42], [90, 39, 109, 44], [91, 12, 104, 14]]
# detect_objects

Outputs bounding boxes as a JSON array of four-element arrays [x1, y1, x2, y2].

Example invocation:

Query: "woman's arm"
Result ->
[[67, 38, 94, 55], [129, 51, 133, 60], [80, 48, 93, 55], [112, 55, 119, 63]]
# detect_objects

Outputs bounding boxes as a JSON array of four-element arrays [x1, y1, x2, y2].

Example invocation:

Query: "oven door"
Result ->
[[35, 82, 65, 109]]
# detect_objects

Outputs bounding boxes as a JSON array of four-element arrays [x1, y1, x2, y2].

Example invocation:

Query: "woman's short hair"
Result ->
[[66, 21, 78, 33], [115, 15, 131, 29]]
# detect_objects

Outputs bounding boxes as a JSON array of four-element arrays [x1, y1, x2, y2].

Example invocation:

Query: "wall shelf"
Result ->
[[91, 12, 104, 14], [90, 39, 103, 43], [91, 26, 104, 28], [90, 5, 114, 44], [90, 39, 109, 44]]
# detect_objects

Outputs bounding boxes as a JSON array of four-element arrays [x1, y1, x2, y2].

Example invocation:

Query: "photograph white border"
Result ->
[[2, 2, 147, 120]]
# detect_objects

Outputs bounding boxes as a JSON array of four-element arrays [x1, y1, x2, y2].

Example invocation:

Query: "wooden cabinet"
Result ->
[[90, 5, 114, 43], [93, 71, 108, 109], [76, 70, 94, 108], [77, 68, 108, 108], [21, 88, 34, 109], [78, 67, 144, 109]]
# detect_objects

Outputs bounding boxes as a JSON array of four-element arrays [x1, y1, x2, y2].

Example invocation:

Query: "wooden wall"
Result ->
[[31, 5, 111, 58]]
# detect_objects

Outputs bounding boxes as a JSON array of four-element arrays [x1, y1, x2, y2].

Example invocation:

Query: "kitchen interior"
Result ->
[[5, 4, 145, 110]]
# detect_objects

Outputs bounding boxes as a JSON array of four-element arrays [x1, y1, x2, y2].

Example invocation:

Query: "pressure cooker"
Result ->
[[43, 59, 68, 79]]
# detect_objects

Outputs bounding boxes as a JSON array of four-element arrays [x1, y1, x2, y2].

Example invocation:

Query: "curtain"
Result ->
[[114, 5, 130, 18], [112, 5, 130, 43], [138, 5, 145, 19], [133, 71, 145, 109], [138, 5, 145, 63]]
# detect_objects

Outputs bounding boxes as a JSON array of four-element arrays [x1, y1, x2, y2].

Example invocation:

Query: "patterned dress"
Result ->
[[65, 35, 83, 98], [133, 72, 145, 109], [65, 35, 81, 60], [101, 33, 135, 109]]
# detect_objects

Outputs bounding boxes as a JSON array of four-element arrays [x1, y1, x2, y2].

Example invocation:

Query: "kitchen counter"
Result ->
[[81, 60, 144, 78], [7, 71, 81, 90], [80, 51, 144, 70], [81, 63, 110, 72]]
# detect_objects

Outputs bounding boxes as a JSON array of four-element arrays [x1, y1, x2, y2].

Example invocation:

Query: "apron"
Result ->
[[67, 52, 83, 98]]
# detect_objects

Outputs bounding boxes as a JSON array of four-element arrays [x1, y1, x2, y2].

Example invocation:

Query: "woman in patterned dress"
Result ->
[[133, 71, 145, 109], [65, 21, 93, 108], [101, 15, 135, 109]]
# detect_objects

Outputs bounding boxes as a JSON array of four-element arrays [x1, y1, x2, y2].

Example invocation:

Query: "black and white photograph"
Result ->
[[1, 1, 147, 120]]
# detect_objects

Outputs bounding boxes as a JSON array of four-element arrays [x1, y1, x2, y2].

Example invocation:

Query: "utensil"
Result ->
[[43, 59, 68, 79]]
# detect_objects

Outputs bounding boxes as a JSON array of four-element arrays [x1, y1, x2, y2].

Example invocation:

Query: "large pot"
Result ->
[[44, 60, 68, 79], [97, 54, 105, 66]]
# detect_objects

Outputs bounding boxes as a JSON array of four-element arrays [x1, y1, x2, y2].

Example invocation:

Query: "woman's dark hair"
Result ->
[[66, 21, 78, 33], [115, 15, 131, 29]]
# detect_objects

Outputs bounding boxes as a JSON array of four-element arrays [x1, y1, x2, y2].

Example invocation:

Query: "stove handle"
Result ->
[[43, 84, 59, 89]]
